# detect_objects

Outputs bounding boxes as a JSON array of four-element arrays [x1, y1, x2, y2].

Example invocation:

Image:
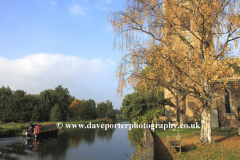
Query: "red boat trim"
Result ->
[[38, 129, 59, 134]]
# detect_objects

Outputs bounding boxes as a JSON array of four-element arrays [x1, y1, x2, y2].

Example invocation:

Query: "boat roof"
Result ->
[[36, 124, 57, 126]]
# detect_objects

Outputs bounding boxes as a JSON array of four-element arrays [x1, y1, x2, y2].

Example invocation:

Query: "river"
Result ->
[[0, 121, 138, 160]]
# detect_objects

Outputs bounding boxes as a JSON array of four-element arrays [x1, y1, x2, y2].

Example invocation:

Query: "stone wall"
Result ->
[[186, 97, 201, 123], [214, 81, 240, 128], [140, 128, 154, 160], [164, 88, 202, 124], [165, 81, 240, 128]]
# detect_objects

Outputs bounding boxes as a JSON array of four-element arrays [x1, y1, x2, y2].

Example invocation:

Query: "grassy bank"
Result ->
[[0, 117, 128, 138], [154, 128, 240, 160]]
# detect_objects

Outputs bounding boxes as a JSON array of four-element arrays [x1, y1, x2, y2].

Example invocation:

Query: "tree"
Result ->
[[121, 87, 165, 123], [32, 104, 41, 122], [12, 89, 28, 122], [69, 99, 85, 119], [21, 94, 38, 122], [83, 99, 97, 120], [37, 90, 53, 122], [96, 102, 108, 118], [0, 86, 13, 122], [106, 108, 116, 121], [108, 0, 240, 144], [96, 100, 114, 118], [53, 85, 72, 121], [50, 104, 62, 122], [106, 100, 113, 110]]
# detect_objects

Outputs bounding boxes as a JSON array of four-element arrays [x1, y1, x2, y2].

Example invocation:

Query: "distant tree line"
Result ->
[[0, 85, 116, 123], [69, 99, 116, 121]]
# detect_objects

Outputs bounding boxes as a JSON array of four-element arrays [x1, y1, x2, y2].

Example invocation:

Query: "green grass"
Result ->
[[0, 122, 29, 138], [154, 128, 240, 160]]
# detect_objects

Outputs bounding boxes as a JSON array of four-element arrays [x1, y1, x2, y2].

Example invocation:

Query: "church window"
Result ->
[[225, 89, 231, 113]]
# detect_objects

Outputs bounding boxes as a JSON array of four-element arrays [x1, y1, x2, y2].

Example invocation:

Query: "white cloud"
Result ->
[[50, 1, 57, 5], [69, 5, 87, 16], [0, 53, 116, 94]]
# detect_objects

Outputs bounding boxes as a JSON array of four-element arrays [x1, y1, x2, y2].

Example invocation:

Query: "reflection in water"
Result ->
[[0, 122, 137, 160], [23, 139, 39, 151], [127, 128, 144, 159], [128, 128, 144, 148], [68, 128, 115, 148]]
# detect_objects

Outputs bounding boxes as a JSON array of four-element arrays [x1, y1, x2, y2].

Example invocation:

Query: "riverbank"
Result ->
[[0, 117, 128, 138]]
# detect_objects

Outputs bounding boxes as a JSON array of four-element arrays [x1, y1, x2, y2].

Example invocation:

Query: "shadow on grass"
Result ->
[[214, 133, 236, 142], [153, 132, 173, 160], [181, 144, 197, 152]]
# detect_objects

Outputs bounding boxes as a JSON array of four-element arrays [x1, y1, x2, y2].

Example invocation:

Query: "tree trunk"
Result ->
[[180, 108, 186, 125], [176, 95, 180, 123], [179, 95, 186, 125], [200, 106, 213, 144]]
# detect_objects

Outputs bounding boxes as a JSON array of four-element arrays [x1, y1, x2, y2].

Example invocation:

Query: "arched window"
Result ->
[[225, 89, 231, 113]]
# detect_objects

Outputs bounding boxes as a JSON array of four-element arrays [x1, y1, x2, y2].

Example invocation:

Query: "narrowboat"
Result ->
[[23, 124, 58, 138]]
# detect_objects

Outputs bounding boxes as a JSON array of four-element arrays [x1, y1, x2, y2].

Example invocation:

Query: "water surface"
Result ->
[[0, 121, 136, 160]]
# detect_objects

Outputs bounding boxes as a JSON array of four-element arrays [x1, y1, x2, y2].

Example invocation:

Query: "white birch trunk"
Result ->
[[200, 106, 213, 144]]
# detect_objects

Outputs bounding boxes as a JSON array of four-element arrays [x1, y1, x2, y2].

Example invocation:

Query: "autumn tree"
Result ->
[[69, 99, 85, 119], [108, 0, 240, 144]]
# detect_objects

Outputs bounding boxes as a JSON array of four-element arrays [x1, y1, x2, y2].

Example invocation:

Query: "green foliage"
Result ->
[[83, 99, 97, 120], [106, 109, 116, 121], [96, 100, 116, 119], [0, 85, 73, 123], [0, 86, 14, 122], [106, 100, 113, 109], [50, 104, 62, 122], [38, 90, 53, 122], [96, 101, 108, 118], [12, 90, 28, 122], [25, 94, 38, 122], [96, 102, 107, 118], [32, 104, 41, 122], [128, 128, 144, 160], [54, 85, 71, 121], [0, 84, 114, 123], [227, 62, 240, 75], [121, 89, 165, 123]]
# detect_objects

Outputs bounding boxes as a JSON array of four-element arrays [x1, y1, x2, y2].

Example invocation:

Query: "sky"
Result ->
[[0, 0, 133, 110]]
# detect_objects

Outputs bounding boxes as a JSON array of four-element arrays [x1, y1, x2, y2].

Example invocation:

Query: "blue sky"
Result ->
[[0, 0, 133, 110]]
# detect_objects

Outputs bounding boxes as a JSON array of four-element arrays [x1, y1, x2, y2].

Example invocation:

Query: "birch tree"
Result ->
[[108, 0, 240, 144]]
